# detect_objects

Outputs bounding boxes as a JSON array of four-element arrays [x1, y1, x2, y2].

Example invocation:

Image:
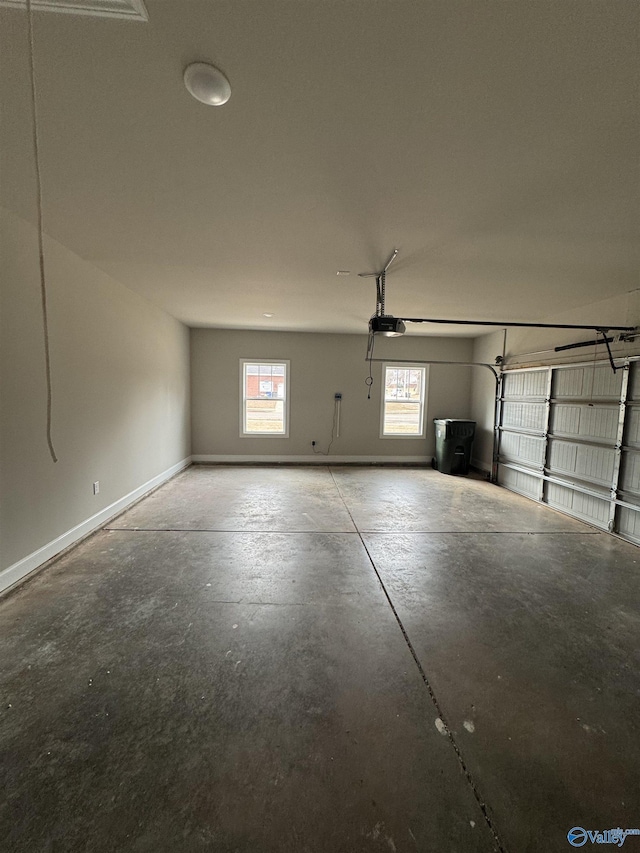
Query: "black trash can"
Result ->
[[433, 419, 476, 475]]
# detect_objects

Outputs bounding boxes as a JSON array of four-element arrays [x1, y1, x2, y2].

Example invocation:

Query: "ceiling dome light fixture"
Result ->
[[183, 62, 231, 106]]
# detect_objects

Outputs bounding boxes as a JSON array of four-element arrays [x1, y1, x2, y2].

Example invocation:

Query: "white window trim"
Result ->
[[380, 363, 429, 439], [240, 359, 290, 438]]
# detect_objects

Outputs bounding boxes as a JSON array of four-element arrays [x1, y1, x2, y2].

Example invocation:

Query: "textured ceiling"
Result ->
[[1, 0, 638, 335]]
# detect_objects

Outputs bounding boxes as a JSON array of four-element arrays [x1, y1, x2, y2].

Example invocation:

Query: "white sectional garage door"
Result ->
[[618, 365, 640, 543], [497, 359, 640, 545]]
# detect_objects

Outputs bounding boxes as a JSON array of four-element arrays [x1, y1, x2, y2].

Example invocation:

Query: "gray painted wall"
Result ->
[[191, 328, 473, 459], [470, 332, 503, 472], [0, 208, 191, 574]]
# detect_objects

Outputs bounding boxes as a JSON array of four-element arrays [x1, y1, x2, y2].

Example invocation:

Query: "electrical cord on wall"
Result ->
[[26, 0, 57, 463], [312, 398, 339, 455]]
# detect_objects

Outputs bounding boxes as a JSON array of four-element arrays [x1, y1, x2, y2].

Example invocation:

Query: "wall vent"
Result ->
[[0, 0, 148, 21]]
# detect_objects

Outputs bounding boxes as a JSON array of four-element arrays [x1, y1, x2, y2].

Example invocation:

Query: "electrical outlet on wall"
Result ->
[[93, 481, 100, 495]]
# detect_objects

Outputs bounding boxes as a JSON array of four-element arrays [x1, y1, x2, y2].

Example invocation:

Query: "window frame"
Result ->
[[379, 363, 428, 439], [239, 359, 290, 438]]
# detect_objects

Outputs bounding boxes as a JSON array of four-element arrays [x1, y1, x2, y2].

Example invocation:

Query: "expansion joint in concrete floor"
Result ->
[[103, 527, 361, 534], [328, 469, 510, 853], [351, 530, 602, 536]]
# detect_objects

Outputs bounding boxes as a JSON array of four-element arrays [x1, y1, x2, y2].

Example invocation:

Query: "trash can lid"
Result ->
[[433, 419, 476, 424]]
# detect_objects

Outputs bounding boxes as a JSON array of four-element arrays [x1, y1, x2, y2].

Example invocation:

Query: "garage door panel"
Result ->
[[502, 402, 546, 432], [546, 482, 610, 529], [547, 439, 616, 487], [624, 405, 640, 448], [617, 504, 640, 544], [553, 364, 624, 400], [498, 465, 541, 500], [550, 404, 619, 443], [619, 450, 640, 497], [628, 363, 640, 401], [502, 369, 548, 399], [499, 432, 545, 467], [619, 362, 640, 533]]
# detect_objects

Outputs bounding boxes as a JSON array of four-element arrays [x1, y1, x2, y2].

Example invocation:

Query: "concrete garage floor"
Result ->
[[1, 467, 639, 853]]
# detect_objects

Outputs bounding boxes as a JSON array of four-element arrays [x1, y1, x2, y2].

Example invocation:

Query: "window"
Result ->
[[240, 360, 290, 436], [381, 364, 427, 437]]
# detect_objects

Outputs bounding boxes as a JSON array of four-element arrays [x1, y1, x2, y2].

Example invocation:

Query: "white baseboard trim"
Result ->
[[471, 457, 492, 474], [192, 454, 431, 465], [0, 456, 191, 596]]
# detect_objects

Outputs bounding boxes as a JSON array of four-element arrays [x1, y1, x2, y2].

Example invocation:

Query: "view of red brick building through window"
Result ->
[[245, 363, 285, 399], [242, 362, 288, 434]]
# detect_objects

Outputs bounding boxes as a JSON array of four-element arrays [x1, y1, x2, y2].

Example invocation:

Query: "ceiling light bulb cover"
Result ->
[[184, 62, 231, 106]]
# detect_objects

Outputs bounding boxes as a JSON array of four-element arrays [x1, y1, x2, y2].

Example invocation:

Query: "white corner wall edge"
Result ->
[[0, 456, 191, 595], [192, 454, 431, 464]]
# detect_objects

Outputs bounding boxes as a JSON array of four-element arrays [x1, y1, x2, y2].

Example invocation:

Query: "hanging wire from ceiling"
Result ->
[[361, 250, 398, 396], [365, 331, 375, 398], [26, 0, 57, 463]]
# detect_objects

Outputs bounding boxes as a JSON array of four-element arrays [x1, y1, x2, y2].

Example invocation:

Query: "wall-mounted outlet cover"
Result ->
[[93, 481, 100, 495]]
